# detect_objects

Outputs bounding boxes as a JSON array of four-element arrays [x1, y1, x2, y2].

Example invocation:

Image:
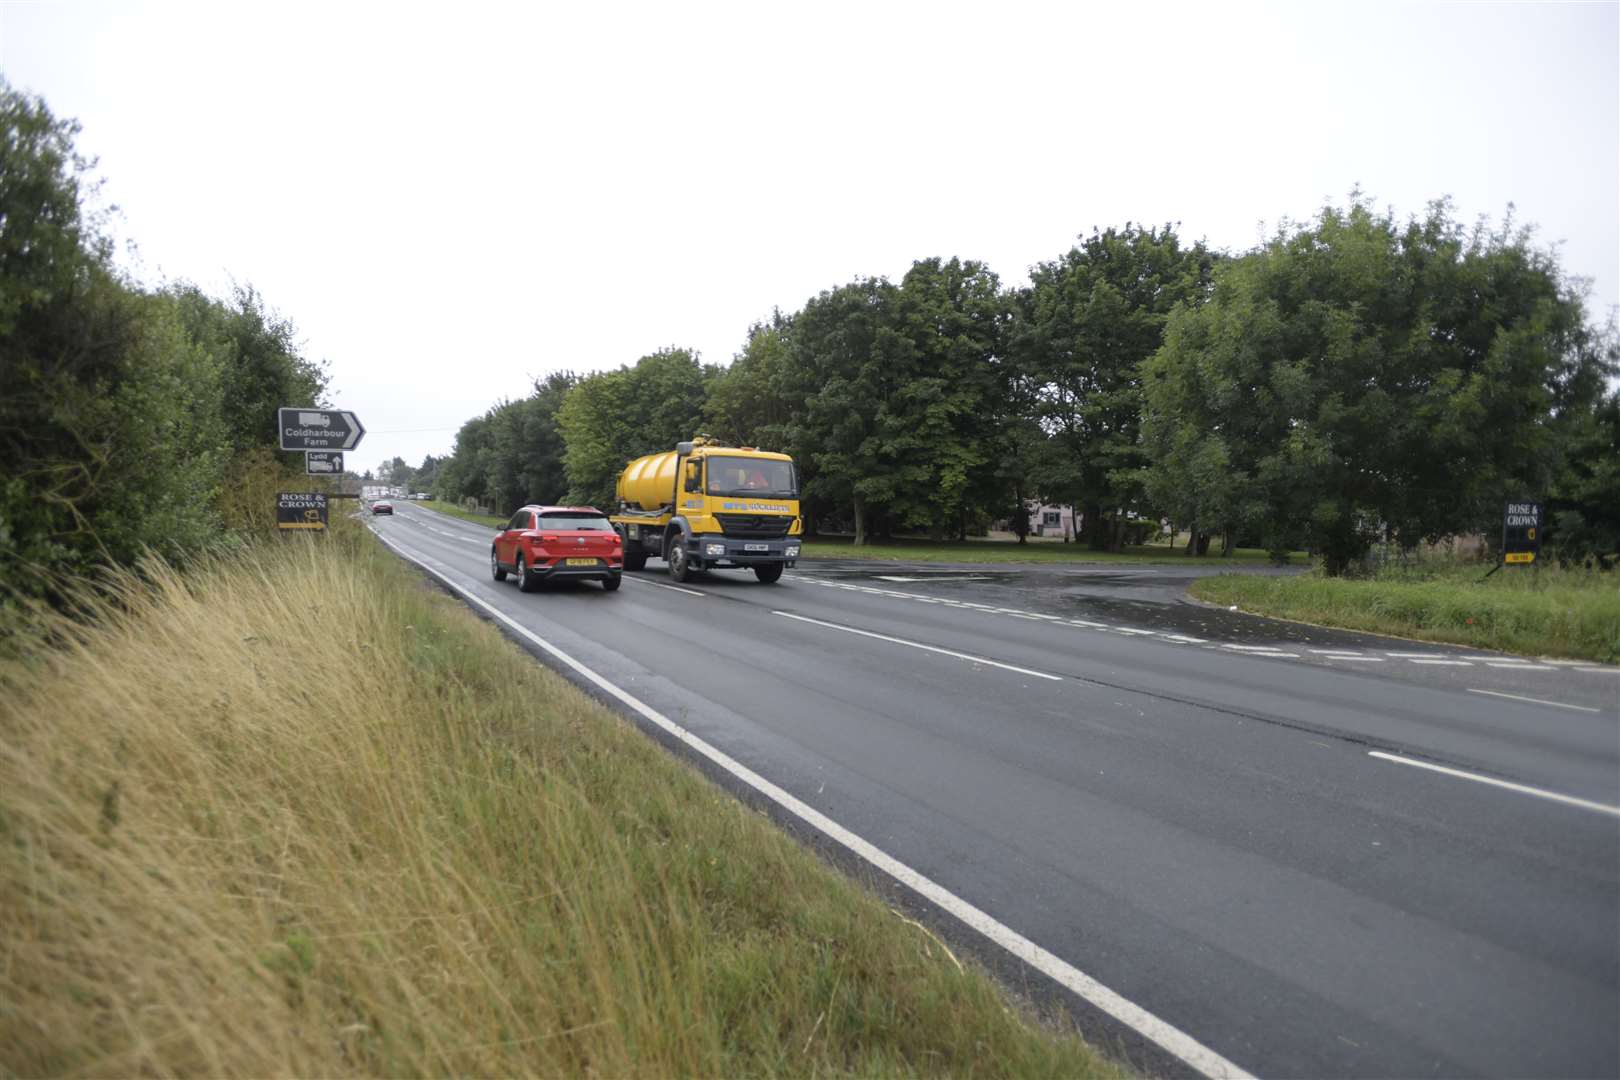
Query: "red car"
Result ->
[[491, 505, 623, 592], [370, 501, 393, 515]]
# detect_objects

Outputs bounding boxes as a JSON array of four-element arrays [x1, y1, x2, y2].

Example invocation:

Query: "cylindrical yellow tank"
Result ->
[[616, 450, 681, 510]]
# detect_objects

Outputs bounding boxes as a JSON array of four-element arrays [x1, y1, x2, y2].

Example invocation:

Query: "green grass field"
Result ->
[[418, 498, 505, 528], [801, 536, 1290, 565], [1192, 561, 1620, 663], [0, 523, 1121, 1077]]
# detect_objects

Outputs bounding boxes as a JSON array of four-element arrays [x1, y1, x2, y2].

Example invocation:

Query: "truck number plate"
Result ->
[[565, 557, 598, 566], [744, 544, 768, 552]]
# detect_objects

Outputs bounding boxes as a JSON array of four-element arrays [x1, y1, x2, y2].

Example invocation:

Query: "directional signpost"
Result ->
[[277, 492, 329, 532], [305, 451, 344, 476], [278, 407, 365, 452]]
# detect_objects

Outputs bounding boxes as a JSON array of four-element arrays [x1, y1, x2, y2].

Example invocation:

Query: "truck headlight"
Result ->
[[705, 543, 725, 556], [786, 546, 800, 557]]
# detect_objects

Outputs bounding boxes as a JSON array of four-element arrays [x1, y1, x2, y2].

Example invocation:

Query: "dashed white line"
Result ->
[[773, 611, 1062, 681], [1408, 659, 1473, 666], [1369, 751, 1620, 818], [1385, 652, 1446, 658], [623, 576, 706, 597], [1484, 662, 1554, 671], [370, 530, 1249, 1078], [1465, 688, 1603, 714]]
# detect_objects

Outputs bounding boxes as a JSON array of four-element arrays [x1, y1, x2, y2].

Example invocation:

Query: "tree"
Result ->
[[1142, 196, 1614, 574], [558, 349, 713, 507], [703, 312, 798, 450], [1010, 224, 1214, 550]]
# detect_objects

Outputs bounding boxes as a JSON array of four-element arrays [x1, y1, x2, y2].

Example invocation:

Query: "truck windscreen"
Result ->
[[704, 457, 798, 498]]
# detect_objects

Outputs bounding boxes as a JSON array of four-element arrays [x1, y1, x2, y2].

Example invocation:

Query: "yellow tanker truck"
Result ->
[[610, 436, 802, 583]]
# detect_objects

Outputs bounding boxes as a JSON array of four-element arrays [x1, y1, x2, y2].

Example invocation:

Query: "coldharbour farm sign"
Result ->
[[277, 408, 366, 452]]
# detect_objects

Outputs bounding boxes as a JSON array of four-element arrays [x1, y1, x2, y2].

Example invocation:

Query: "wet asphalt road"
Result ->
[[372, 504, 1620, 1078]]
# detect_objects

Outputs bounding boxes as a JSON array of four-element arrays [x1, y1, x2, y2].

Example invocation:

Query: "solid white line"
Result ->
[[773, 611, 1062, 681], [623, 576, 706, 597], [368, 529, 1252, 1078], [1369, 751, 1620, 818], [1408, 659, 1472, 666], [1465, 688, 1602, 714]]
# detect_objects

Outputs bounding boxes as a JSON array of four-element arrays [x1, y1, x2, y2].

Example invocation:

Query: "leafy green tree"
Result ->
[[558, 349, 714, 507], [1142, 196, 1614, 574], [1547, 384, 1620, 565], [0, 81, 241, 604], [1010, 225, 1214, 550], [703, 313, 798, 450], [787, 278, 909, 545]]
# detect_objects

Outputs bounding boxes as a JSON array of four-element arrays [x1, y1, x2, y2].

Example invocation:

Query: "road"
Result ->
[[370, 501, 1619, 1078]]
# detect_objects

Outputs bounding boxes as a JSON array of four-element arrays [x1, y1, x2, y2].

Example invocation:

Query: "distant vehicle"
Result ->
[[413, 492, 431, 501], [297, 412, 330, 427], [491, 505, 622, 593], [370, 501, 393, 515]]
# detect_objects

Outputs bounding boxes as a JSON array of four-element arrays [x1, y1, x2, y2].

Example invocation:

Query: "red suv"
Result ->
[[491, 505, 623, 592]]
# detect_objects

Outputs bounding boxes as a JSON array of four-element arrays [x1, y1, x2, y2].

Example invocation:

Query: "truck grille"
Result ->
[[715, 513, 792, 539]]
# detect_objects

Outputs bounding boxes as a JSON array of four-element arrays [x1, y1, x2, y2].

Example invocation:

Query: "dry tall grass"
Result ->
[[0, 526, 1118, 1076]]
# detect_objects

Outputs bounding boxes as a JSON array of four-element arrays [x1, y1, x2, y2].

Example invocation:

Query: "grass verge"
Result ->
[[417, 498, 505, 528], [1191, 562, 1620, 663], [0, 530, 1121, 1076], [802, 537, 1290, 566]]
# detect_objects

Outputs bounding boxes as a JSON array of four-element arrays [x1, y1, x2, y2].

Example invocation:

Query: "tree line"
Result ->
[[433, 206, 1617, 574], [0, 82, 327, 617]]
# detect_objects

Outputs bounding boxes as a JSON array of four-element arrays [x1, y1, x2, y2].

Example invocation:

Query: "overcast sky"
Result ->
[[4, 1, 1616, 476]]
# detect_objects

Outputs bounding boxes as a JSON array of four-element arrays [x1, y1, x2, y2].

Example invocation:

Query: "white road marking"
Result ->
[[1369, 751, 1620, 818], [1465, 688, 1603, 714], [1163, 634, 1207, 644], [1385, 651, 1451, 658], [1484, 662, 1555, 671], [1222, 644, 1291, 653], [1408, 659, 1473, 666], [1309, 649, 1364, 655], [1113, 627, 1157, 636], [1322, 655, 1386, 662], [623, 576, 706, 597], [366, 529, 1252, 1078], [774, 611, 1062, 681], [1574, 667, 1620, 676], [1068, 619, 1108, 628]]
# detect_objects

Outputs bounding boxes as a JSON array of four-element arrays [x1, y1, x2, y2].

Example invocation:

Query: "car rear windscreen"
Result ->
[[539, 513, 614, 531]]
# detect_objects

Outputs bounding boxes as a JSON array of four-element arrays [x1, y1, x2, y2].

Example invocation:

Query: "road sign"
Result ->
[[277, 491, 329, 531], [305, 451, 344, 475], [1502, 500, 1541, 565], [278, 407, 365, 451]]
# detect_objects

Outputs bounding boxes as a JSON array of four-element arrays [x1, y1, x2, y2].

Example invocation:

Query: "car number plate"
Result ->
[[744, 544, 768, 551], [565, 557, 598, 566]]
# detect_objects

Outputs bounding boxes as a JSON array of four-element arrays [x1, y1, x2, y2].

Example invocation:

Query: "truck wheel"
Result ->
[[491, 547, 507, 582], [753, 562, 784, 583], [516, 554, 540, 593], [666, 537, 691, 583], [624, 550, 647, 572]]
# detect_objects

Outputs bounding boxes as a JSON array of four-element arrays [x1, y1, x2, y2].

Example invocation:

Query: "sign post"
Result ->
[[305, 451, 344, 476], [1502, 500, 1542, 565], [277, 491, 329, 532], [278, 408, 365, 452]]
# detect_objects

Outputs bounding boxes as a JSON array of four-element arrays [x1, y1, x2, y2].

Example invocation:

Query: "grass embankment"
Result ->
[[802, 536, 1287, 565], [0, 531, 1119, 1076], [1192, 562, 1620, 663], [417, 498, 505, 529]]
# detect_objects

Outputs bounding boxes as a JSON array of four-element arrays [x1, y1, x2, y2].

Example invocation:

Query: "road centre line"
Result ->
[[1465, 688, 1603, 714], [624, 576, 706, 597], [1369, 751, 1620, 818], [367, 529, 1250, 1079], [774, 611, 1062, 681]]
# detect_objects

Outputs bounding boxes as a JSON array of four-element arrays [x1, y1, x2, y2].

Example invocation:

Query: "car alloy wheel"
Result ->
[[491, 547, 506, 582]]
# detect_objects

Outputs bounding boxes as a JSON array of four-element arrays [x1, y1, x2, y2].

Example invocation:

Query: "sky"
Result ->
[[3, 0, 1616, 477]]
